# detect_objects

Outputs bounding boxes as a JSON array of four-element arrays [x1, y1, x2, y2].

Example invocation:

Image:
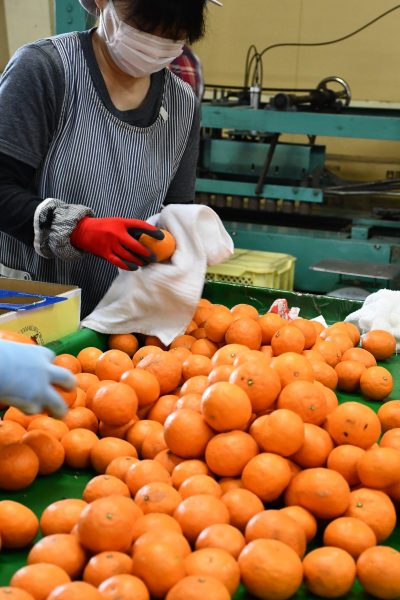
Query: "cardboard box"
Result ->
[[0, 279, 81, 345]]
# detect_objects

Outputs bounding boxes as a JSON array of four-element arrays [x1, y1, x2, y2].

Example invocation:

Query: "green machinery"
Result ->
[[196, 83, 400, 295], [54, 0, 95, 34]]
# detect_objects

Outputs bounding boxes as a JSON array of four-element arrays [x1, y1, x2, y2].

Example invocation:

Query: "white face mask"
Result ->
[[100, 0, 184, 78]]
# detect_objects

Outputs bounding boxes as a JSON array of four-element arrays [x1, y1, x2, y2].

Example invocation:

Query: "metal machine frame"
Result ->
[[196, 102, 400, 294]]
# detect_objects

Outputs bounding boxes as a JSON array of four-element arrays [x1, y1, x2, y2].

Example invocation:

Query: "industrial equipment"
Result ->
[[196, 78, 400, 295]]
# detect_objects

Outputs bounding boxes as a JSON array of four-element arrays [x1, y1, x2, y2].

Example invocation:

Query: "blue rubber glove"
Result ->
[[0, 340, 76, 417]]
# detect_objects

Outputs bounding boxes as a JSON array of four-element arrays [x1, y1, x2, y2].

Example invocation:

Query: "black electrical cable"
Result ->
[[325, 190, 400, 196], [251, 54, 263, 87], [245, 52, 263, 88], [244, 5, 400, 92], [324, 179, 400, 195], [258, 4, 400, 59], [330, 179, 400, 190], [244, 45, 259, 88], [312, 168, 400, 197]]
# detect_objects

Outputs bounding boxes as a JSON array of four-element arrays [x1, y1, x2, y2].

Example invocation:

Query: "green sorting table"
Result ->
[[1, 283, 399, 599]]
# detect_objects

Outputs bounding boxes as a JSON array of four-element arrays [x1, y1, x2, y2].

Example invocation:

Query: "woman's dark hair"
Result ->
[[118, 0, 208, 43]]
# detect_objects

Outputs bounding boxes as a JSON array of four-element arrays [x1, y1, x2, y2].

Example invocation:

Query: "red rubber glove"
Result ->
[[70, 217, 164, 270]]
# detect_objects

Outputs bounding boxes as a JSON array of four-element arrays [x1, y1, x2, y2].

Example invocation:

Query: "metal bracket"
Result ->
[[351, 225, 370, 240], [310, 259, 400, 281]]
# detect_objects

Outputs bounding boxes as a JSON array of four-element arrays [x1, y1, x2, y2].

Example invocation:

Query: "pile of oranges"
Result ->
[[0, 299, 400, 599]]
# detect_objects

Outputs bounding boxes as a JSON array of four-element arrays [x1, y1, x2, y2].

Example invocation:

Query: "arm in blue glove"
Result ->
[[0, 340, 76, 417]]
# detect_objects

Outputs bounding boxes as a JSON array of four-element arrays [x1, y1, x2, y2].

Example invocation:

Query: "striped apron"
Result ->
[[0, 32, 195, 317]]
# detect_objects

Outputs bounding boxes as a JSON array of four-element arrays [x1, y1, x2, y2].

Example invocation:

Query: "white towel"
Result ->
[[345, 288, 400, 349], [81, 204, 234, 345]]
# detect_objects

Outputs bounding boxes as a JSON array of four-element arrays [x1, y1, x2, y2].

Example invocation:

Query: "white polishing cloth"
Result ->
[[345, 288, 400, 349], [81, 204, 234, 345]]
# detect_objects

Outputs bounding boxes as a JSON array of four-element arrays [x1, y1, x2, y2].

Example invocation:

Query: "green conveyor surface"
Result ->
[[1, 283, 398, 599]]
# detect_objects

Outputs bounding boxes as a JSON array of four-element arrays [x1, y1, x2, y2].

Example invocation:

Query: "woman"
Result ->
[[0, 0, 214, 317]]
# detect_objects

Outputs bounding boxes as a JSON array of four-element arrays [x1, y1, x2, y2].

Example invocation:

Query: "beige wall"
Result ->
[[0, 0, 53, 70], [0, 1, 9, 70]]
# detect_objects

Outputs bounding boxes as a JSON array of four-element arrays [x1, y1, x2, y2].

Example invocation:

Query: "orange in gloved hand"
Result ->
[[139, 228, 176, 262]]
